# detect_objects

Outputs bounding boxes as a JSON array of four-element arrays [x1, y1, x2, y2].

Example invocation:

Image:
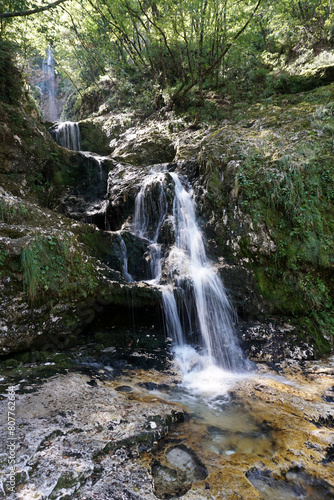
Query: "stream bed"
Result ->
[[1, 339, 333, 499]]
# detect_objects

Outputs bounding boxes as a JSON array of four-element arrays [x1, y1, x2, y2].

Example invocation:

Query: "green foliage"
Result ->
[[0, 41, 23, 103], [21, 245, 40, 303], [21, 234, 99, 304], [234, 139, 334, 344], [0, 200, 30, 223], [0, 244, 9, 268], [236, 146, 334, 254], [1, 0, 333, 110]]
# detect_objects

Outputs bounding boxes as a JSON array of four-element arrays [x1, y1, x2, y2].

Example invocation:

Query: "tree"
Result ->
[[0, 0, 68, 19], [80, 0, 263, 105]]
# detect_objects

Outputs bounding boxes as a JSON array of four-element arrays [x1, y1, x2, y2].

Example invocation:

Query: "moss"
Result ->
[[78, 229, 113, 258], [50, 472, 79, 497], [0, 352, 79, 391], [200, 83, 334, 350], [0, 44, 23, 104], [79, 120, 111, 155], [21, 233, 100, 305]]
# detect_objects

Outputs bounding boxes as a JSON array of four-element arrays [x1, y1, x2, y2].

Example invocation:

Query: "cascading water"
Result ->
[[50, 121, 81, 151], [134, 172, 168, 283], [131, 168, 249, 375], [39, 48, 59, 122], [116, 232, 132, 282]]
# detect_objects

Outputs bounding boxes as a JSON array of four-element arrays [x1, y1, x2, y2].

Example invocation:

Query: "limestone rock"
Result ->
[[110, 124, 175, 166]]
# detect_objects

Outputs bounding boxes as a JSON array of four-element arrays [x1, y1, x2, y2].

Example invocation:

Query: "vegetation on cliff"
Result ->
[[0, 0, 333, 354], [195, 84, 334, 351]]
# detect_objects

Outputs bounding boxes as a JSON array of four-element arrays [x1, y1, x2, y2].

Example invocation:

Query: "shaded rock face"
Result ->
[[0, 102, 68, 200], [103, 164, 176, 282], [0, 182, 163, 354], [56, 151, 113, 224], [0, 103, 180, 354], [79, 120, 112, 156], [1, 102, 187, 355], [239, 320, 317, 369], [105, 164, 144, 231], [246, 467, 334, 500], [106, 165, 175, 231]]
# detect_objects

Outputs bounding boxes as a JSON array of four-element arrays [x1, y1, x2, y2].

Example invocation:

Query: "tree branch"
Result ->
[[170, 0, 263, 105], [0, 0, 68, 19]]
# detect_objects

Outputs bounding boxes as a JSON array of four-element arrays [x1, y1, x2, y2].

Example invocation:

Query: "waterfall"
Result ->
[[131, 169, 248, 373], [50, 122, 81, 151], [80, 152, 107, 182], [40, 48, 59, 122], [116, 232, 132, 282], [134, 171, 168, 283]]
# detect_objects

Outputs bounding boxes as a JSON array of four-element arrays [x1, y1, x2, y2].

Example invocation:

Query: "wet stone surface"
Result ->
[[152, 444, 207, 498], [0, 345, 334, 499]]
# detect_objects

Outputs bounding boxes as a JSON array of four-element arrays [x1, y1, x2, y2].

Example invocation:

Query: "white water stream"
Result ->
[[40, 48, 59, 122], [131, 169, 250, 377], [51, 121, 81, 151]]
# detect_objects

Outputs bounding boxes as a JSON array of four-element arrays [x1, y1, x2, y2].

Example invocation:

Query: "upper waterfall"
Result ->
[[39, 48, 59, 122], [50, 121, 81, 151]]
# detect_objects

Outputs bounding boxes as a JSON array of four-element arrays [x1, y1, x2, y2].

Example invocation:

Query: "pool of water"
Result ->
[[162, 384, 275, 459]]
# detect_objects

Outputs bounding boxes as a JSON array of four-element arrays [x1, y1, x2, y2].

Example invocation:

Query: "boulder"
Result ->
[[110, 123, 175, 166]]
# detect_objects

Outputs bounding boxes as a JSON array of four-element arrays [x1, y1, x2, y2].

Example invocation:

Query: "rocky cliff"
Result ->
[[0, 81, 333, 360]]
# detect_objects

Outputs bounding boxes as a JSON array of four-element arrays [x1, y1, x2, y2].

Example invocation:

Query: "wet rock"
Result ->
[[57, 152, 114, 224], [247, 467, 334, 500], [121, 231, 151, 280], [79, 119, 111, 155], [138, 382, 170, 391], [322, 386, 334, 404], [239, 320, 315, 368], [0, 370, 185, 499], [165, 445, 207, 482], [152, 463, 189, 498], [158, 217, 175, 246], [322, 444, 334, 464], [152, 445, 207, 498], [115, 385, 134, 393], [105, 164, 143, 230]]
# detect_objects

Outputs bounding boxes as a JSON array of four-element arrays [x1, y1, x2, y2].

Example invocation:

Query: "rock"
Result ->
[[110, 124, 175, 166], [79, 120, 111, 155], [165, 445, 207, 482], [152, 445, 207, 498], [0, 369, 185, 499], [0, 187, 163, 354], [239, 319, 315, 368], [152, 463, 189, 498]]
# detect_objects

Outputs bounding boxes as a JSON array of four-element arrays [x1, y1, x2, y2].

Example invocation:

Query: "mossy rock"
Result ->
[[79, 120, 111, 155]]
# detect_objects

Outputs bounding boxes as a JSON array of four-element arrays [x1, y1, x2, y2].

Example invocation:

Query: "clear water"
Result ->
[[247, 470, 334, 500], [149, 371, 275, 460]]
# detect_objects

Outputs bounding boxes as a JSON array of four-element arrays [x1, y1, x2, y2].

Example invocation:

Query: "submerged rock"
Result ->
[[152, 444, 208, 498]]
